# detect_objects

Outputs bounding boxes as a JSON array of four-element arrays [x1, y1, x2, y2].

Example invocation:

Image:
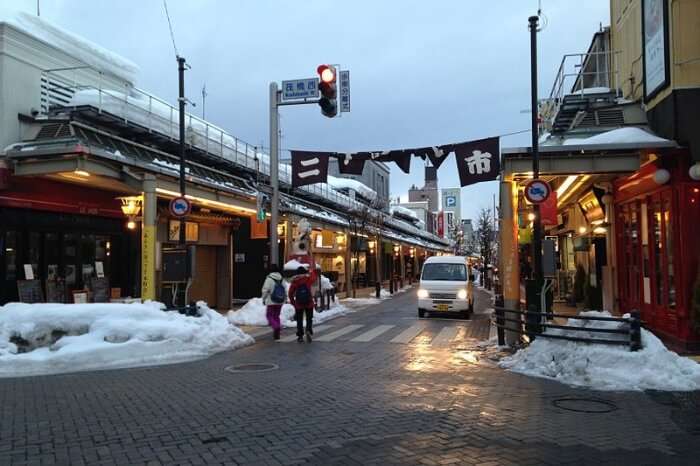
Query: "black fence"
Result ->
[[493, 307, 642, 352]]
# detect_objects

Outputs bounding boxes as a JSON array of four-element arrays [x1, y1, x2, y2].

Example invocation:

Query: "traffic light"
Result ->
[[317, 64, 337, 118]]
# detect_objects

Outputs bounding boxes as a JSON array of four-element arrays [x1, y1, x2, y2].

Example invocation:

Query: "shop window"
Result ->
[[663, 196, 676, 309], [4, 231, 18, 281], [64, 234, 78, 286], [45, 233, 60, 281], [652, 200, 664, 306], [28, 232, 40, 279]]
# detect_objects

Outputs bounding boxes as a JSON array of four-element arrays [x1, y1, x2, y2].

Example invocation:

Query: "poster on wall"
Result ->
[[642, 0, 669, 100]]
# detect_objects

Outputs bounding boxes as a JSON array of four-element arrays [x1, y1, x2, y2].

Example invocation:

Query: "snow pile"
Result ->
[[0, 10, 138, 83], [0, 301, 253, 378], [227, 298, 350, 328], [563, 127, 671, 146], [500, 311, 700, 391], [327, 176, 377, 201], [320, 275, 335, 291]]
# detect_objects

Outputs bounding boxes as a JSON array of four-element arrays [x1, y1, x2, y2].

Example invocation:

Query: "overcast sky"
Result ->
[[9, 0, 609, 221]]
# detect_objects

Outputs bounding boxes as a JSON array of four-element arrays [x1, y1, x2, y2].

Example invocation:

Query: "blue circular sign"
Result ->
[[169, 196, 191, 217]]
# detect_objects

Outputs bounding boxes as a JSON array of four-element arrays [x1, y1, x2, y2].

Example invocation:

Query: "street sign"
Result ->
[[169, 196, 191, 217], [281, 78, 319, 101], [524, 179, 551, 204], [339, 70, 350, 112]]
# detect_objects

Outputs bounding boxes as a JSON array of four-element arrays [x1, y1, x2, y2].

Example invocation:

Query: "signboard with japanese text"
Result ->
[[282, 78, 320, 101], [339, 70, 350, 112], [642, 0, 669, 100]]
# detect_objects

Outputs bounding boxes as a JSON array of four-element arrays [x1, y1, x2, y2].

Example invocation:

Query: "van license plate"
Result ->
[[436, 304, 449, 311]]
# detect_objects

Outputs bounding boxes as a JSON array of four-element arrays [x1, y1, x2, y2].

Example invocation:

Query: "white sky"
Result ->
[[7, 0, 610, 221]]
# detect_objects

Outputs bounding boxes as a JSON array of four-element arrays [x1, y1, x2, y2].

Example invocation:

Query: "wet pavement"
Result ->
[[0, 288, 698, 465]]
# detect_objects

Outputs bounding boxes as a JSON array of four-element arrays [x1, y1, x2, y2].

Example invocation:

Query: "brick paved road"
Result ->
[[1, 288, 698, 465]]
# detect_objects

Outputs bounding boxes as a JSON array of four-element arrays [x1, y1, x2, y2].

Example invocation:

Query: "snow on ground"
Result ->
[[0, 301, 253, 378], [227, 298, 350, 328], [499, 311, 700, 391]]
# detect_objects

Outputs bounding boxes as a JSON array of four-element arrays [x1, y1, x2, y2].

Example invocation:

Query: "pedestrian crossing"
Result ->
[[250, 320, 490, 347]]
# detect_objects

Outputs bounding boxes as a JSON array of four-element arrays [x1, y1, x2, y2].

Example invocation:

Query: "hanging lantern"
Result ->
[[653, 169, 670, 185], [689, 163, 700, 181]]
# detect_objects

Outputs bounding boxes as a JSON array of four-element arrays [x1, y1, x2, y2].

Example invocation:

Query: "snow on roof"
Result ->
[[0, 10, 139, 83], [390, 205, 418, 220], [562, 127, 671, 146], [327, 175, 377, 200]]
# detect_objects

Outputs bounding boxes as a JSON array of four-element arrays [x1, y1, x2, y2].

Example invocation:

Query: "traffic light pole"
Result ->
[[269, 82, 280, 266]]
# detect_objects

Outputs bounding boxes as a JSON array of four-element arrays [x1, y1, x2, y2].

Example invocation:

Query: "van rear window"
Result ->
[[422, 263, 466, 281]]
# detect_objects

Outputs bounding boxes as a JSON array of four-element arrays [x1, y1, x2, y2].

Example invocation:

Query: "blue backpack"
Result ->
[[270, 279, 286, 304], [294, 282, 311, 305]]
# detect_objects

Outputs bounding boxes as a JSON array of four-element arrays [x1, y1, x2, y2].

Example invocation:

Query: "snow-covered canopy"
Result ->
[[327, 176, 377, 200], [0, 10, 139, 83], [390, 205, 419, 220]]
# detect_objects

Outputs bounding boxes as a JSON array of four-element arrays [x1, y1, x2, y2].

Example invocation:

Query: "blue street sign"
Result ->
[[281, 78, 319, 101]]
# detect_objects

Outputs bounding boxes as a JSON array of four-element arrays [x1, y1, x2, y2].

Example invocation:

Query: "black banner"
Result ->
[[289, 136, 500, 189], [454, 137, 500, 187], [291, 150, 331, 187]]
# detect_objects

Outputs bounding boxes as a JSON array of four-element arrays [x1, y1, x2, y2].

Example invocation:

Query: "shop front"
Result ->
[[310, 228, 348, 292], [614, 155, 700, 350], [0, 177, 138, 304]]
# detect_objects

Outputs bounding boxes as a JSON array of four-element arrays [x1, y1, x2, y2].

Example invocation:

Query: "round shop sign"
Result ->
[[524, 179, 551, 204], [169, 196, 191, 217]]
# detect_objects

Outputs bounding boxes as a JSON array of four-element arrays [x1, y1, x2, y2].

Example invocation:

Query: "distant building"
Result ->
[[408, 166, 438, 212], [461, 219, 474, 252], [328, 159, 390, 206]]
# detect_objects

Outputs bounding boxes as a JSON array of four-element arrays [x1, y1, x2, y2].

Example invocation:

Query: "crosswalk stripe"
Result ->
[[279, 324, 333, 342], [430, 326, 460, 347], [248, 328, 272, 338], [390, 324, 425, 344], [350, 325, 395, 342], [315, 325, 364, 342]]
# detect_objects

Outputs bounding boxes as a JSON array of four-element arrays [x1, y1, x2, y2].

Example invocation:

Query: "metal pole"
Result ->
[[177, 56, 187, 248], [269, 82, 280, 266], [529, 16, 544, 313]]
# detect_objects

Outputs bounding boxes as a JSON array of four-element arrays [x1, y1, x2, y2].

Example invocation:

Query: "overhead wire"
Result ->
[[163, 0, 179, 59]]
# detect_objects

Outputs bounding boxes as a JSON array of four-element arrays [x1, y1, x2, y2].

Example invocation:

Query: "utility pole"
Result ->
[[177, 56, 187, 247], [269, 82, 280, 266], [529, 15, 544, 321]]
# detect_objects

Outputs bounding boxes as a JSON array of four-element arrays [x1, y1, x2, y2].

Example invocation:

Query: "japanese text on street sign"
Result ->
[[282, 78, 319, 100], [339, 70, 350, 112]]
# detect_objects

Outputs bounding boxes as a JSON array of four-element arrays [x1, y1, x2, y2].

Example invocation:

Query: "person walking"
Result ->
[[261, 264, 286, 340], [288, 266, 315, 343]]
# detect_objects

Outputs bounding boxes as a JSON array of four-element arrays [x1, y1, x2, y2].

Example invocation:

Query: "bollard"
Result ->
[[629, 310, 642, 351], [375, 281, 381, 298], [389, 278, 394, 294]]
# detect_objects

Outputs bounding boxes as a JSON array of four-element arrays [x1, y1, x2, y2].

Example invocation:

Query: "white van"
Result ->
[[417, 256, 474, 319]]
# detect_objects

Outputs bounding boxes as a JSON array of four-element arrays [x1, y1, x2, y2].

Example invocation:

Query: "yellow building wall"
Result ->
[[610, 0, 700, 107]]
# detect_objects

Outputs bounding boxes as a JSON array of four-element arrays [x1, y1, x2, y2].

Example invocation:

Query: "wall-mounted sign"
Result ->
[[168, 220, 199, 242], [642, 0, 670, 100], [234, 253, 246, 263]]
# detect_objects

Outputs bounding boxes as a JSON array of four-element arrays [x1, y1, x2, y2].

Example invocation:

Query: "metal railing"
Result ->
[[492, 307, 642, 351], [540, 50, 622, 130]]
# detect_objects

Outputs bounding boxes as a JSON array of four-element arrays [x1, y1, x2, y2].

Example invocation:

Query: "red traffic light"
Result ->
[[317, 64, 336, 84]]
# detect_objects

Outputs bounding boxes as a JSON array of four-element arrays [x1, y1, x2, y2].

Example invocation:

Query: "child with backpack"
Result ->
[[261, 264, 286, 340], [288, 266, 315, 343]]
